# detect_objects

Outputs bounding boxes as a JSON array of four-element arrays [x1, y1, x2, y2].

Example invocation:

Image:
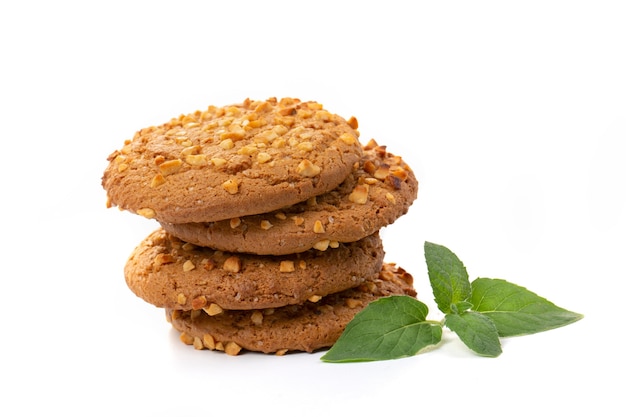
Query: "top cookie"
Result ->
[[160, 139, 418, 255], [102, 97, 363, 223]]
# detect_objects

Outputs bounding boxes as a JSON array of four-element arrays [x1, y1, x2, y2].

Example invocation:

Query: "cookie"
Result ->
[[124, 228, 385, 311], [102, 97, 363, 224], [160, 139, 418, 255], [166, 263, 416, 355]]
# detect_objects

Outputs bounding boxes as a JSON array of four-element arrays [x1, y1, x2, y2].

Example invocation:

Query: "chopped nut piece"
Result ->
[[313, 220, 325, 234], [137, 208, 156, 219], [298, 260, 307, 270], [182, 242, 195, 251], [308, 295, 322, 303], [153, 253, 175, 271], [180, 332, 194, 345], [192, 295, 208, 310], [230, 217, 241, 228], [313, 239, 330, 251], [203, 334, 216, 350], [274, 212, 287, 220], [219, 139, 235, 149], [193, 336, 204, 350], [257, 152, 272, 163], [348, 184, 370, 204], [225, 341, 242, 356], [329, 240, 339, 248], [215, 342, 225, 351], [151, 174, 166, 188], [296, 159, 321, 177], [222, 179, 239, 194], [292, 216, 305, 226], [364, 138, 379, 150], [177, 293, 187, 305], [202, 258, 217, 271], [211, 157, 227, 168], [154, 155, 165, 165], [185, 154, 208, 166], [279, 260, 295, 272], [345, 298, 363, 308], [363, 160, 377, 175], [260, 220, 273, 230], [223, 256, 241, 273], [386, 192, 397, 204], [237, 144, 258, 155], [183, 260, 196, 272], [117, 163, 128, 172], [250, 311, 264, 325], [275, 349, 288, 356], [297, 141, 314, 152], [338, 132, 357, 145], [181, 145, 201, 156], [347, 116, 359, 130], [374, 164, 390, 180], [203, 303, 224, 316], [158, 159, 183, 176], [364, 177, 378, 185]]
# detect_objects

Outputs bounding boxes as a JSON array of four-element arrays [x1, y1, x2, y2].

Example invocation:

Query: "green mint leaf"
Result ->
[[470, 278, 584, 337], [424, 242, 471, 314], [451, 300, 473, 314], [445, 311, 502, 357], [321, 296, 443, 363]]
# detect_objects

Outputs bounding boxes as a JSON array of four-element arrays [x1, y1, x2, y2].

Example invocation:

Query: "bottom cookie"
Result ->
[[166, 263, 417, 355]]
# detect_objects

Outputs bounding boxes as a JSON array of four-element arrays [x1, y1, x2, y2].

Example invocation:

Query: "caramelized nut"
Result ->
[[223, 256, 241, 273], [177, 293, 187, 305], [185, 154, 208, 166], [180, 332, 194, 345], [203, 334, 216, 350], [203, 303, 224, 316], [159, 159, 183, 176], [225, 341, 242, 356], [222, 179, 239, 194], [308, 295, 322, 303], [280, 260, 295, 272], [193, 337, 204, 350], [250, 311, 264, 325], [230, 217, 241, 228], [296, 159, 321, 177], [313, 220, 325, 234], [151, 174, 166, 188], [260, 220, 273, 230], [183, 260, 196, 272], [348, 184, 370, 204], [137, 208, 156, 219], [192, 295, 208, 310], [313, 240, 330, 251], [338, 132, 357, 145]]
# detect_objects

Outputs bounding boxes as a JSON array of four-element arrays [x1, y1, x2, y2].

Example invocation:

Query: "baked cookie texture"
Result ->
[[125, 228, 385, 311], [166, 263, 416, 354], [102, 97, 362, 224], [159, 139, 418, 255], [104, 97, 419, 357]]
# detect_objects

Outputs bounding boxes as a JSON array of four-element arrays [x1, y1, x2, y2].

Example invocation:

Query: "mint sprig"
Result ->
[[321, 241, 583, 362]]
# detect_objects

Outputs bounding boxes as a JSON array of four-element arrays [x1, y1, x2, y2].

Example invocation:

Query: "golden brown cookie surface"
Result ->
[[167, 263, 417, 355], [102, 97, 362, 223], [124, 228, 385, 311], [160, 139, 418, 255]]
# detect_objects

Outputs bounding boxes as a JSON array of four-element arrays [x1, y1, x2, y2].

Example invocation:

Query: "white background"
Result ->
[[1, 1, 624, 415]]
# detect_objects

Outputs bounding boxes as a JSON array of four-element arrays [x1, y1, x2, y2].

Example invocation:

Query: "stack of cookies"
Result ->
[[102, 97, 419, 355]]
